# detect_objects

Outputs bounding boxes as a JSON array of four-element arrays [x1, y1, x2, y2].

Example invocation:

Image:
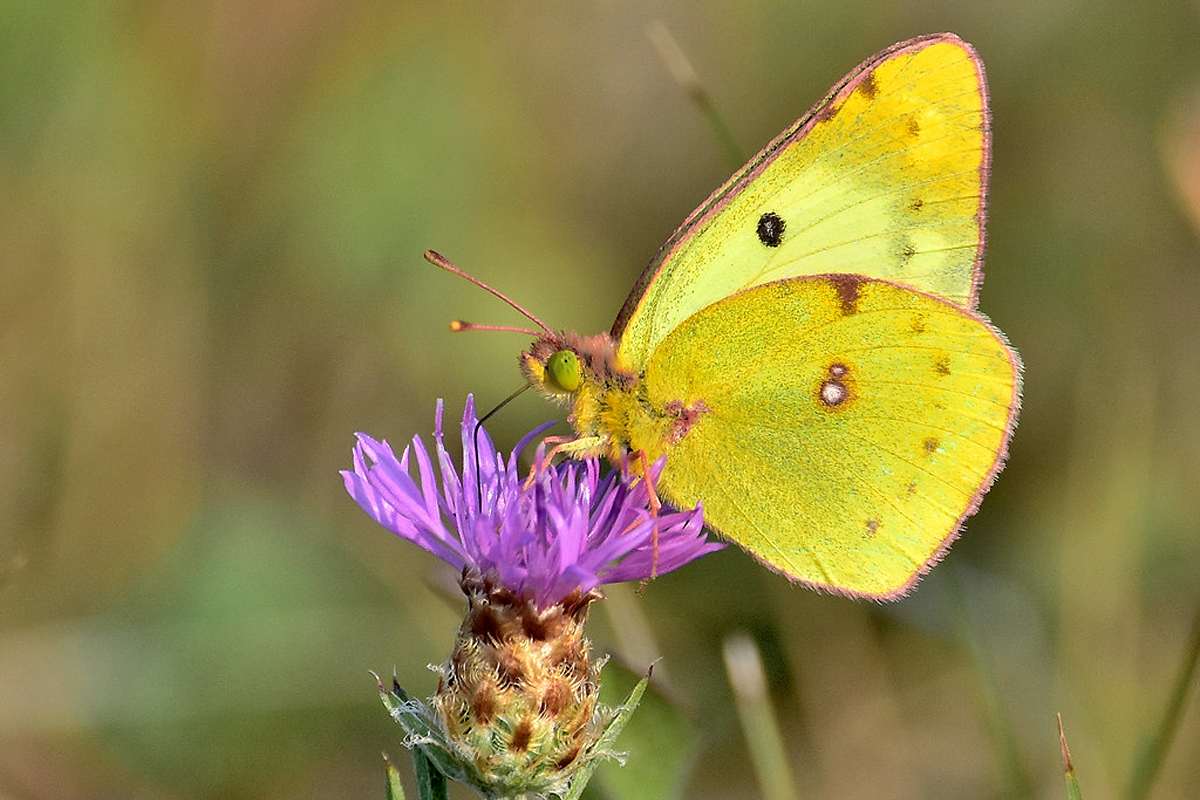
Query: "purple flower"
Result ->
[[342, 396, 721, 608]]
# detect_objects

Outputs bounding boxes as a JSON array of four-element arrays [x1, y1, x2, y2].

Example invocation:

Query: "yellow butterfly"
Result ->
[[429, 32, 1021, 600]]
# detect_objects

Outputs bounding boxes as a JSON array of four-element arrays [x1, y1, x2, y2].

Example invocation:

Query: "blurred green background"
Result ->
[[3, 2, 1199, 798]]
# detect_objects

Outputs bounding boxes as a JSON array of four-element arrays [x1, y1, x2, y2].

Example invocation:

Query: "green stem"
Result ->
[[951, 573, 1034, 798], [646, 20, 745, 170], [723, 633, 800, 800], [693, 92, 746, 171], [1126, 603, 1200, 800], [413, 750, 448, 800]]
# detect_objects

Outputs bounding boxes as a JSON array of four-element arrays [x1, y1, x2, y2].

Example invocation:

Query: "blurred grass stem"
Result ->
[[1126, 603, 1200, 800], [951, 572, 1034, 798], [723, 632, 800, 800], [647, 21, 745, 170]]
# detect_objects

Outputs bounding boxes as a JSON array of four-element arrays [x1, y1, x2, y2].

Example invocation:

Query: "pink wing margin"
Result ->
[[611, 32, 993, 340]]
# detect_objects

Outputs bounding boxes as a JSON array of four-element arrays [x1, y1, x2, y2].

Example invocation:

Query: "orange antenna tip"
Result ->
[[449, 320, 466, 331]]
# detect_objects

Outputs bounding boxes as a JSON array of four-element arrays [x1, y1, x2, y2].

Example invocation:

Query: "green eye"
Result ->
[[546, 350, 582, 393]]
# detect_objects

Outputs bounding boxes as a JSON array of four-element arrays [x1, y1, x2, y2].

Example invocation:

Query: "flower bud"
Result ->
[[432, 571, 602, 796]]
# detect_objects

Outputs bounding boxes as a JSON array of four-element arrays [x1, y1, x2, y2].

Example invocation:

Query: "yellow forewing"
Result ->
[[636, 276, 1019, 599], [616, 33, 989, 371]]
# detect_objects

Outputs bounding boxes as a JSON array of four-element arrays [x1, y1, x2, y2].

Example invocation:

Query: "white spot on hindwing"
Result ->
[[820, 380, 847, 406], [819, 362, 851, 408]]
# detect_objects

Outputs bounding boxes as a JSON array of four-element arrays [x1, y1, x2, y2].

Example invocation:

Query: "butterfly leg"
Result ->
[[522, 435, 607, 488], [634, 449, 663, 579]]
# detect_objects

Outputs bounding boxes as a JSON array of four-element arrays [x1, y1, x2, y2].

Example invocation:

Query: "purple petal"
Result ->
[[342, 397, 720, 608]]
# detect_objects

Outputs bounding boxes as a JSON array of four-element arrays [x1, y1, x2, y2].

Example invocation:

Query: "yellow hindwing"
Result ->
[[632, 276, 1019, 599]]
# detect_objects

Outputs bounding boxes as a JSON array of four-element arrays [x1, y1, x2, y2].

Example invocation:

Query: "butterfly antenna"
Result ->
[[450, 320, 542, 336], [473, 384, 532, 507], [424, 250, 554, 335]]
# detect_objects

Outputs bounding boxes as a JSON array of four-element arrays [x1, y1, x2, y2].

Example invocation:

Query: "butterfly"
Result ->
[[429, 32, 1021, 600]]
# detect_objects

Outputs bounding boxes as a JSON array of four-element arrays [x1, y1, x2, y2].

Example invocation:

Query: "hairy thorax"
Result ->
[[521, 331, 676, 465]]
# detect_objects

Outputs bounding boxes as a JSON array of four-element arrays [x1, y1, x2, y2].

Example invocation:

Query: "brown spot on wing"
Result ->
[[910, 314, 927, 333], [923, 437, 940, 455], [906, 481, 918, 495], [909, 197, 924, 212], [907, 116, 921, 137], [860, 70, 878, 99], [934, 356, 951, 376], [865, 519, 880, 537], [827, 275, 863, 314], [815, 102, 840, 123]]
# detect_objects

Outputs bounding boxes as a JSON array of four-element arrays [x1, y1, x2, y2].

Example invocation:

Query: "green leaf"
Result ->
[[383, 753, 407, 800], [413, 750, 448, 800], [375, 675, 477, 790], [561, 669, 651, 800]]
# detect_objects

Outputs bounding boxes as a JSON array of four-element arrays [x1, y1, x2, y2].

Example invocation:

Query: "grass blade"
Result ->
[[383, 752, 407, 800], [647, 21, 745, 170], [1057, 714, 1084, 800]]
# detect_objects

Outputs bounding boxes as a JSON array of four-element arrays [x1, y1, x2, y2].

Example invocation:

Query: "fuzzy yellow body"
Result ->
[[568, 378, 671, 466]]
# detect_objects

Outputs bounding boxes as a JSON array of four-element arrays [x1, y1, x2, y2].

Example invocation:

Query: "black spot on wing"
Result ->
[[756, 212, 786, 247]]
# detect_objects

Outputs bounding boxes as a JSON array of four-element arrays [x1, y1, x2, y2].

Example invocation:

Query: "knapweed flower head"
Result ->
[[343, 396, 719, 798], [342, 395, 720, 608]]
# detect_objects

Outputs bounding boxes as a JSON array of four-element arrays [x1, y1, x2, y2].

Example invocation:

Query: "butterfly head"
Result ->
[[521, 332, 625, 400], [521, 336, 580, 399]]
